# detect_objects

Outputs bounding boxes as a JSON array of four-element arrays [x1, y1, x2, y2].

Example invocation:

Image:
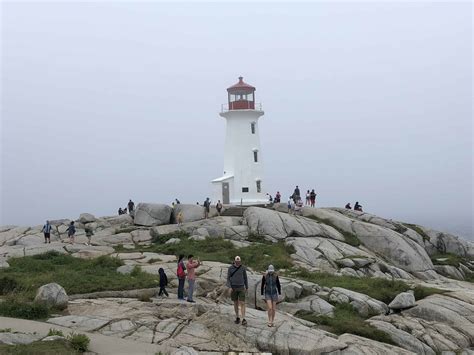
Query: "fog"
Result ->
[[1, 2, 472, 240]]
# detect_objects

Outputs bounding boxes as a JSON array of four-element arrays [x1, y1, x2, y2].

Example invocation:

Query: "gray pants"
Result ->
[[187, 279, 195, 301]]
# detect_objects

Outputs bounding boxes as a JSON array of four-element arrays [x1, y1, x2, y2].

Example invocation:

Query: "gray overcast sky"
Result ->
[[1, 2, 472, 240]]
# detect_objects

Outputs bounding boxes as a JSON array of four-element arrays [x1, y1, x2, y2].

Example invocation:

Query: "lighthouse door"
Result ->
[[222, 183, 230, 204]]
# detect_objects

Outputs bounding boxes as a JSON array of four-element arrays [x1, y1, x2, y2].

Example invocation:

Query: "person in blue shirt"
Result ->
[[41, 220, 53, 244]]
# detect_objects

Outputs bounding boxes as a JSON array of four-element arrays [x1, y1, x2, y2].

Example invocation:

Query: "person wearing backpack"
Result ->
[[66, 221, 76, 245], [227, 256, 249, 325], [158, 268, 169, 297], [261, 264, 281, 327], [176, 255, 187, 300]]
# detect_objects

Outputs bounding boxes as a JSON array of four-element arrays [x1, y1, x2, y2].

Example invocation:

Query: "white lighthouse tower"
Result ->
[[212, 77, 267, 205]]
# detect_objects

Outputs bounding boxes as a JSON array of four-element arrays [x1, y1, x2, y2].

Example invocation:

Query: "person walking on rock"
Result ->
[[186, 255, 201, 303], [85, 225, 94, 246], [310, 189, 317, 207], [203, 198, 211, 219], [158, 268, 169, 297], [216, 200, 223, 216], [227, 256, 248, 326], [261, 265, 281, 327], [176, 255, 187, 300], [66, 221, 76, 244], [41, 220, 53, 244]]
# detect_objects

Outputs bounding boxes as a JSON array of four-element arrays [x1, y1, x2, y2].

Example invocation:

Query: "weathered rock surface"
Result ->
[[78, 213, 96, 224], [34, 283, 69, 309], [328, 287, 388, 316], [302, 208, 434, 273], [244, 207, 345, 241], [134, 203, 172, 226], [329, 334, 416, 355], [172, 204, 204, 223], [48, 298, 347, 354], [388, 291, 416, 310], [0, 332, 42, 345]]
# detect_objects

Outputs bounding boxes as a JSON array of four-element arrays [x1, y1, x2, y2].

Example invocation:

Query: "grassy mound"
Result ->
[[296, 303, 395, 345], [290, 268, 443, 303]]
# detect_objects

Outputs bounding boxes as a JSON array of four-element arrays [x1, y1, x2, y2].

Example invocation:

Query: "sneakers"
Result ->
[[186, 299, 196, 303], [234, 317, 240, 324], [241, 319, 247, 326]]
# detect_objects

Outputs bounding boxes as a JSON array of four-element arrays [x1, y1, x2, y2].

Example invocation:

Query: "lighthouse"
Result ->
[[212, 77, 267, 205]]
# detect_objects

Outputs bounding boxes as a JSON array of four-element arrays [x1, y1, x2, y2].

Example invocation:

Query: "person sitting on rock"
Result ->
[[175, 199, 181, 205], [354, 202, 363, 211], [158, 268, 169, 297], [261, 265, 281, 327], [345, 202, 352, 209], [123, 207, 127, 214], [118, 207, 123, 215]]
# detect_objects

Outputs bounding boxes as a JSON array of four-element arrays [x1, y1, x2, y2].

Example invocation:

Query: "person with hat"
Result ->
[[261, 264, 281, 327], [227, 256, 248, 325]]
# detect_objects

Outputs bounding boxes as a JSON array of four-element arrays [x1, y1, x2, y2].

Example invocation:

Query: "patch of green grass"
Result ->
[[296, 303, 395, 345], [246, 233, 273, 244], [48, 328, 64, 337], [0, 339, 80, 354], [67, 333, 90, 352], [430, 253, 466, 267], [305, 215, 361, 247], [0, 298, 50, 320], [289, 268, 444, 303], [0, 277, 21, 295], [135, 237, 294, 272], [0, 251, 158, 300], [404, 223, 431, 242], [151, 230, 190, 244]]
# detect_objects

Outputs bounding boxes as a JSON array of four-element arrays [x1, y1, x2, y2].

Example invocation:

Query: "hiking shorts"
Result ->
[[231, 288, 246, 302]]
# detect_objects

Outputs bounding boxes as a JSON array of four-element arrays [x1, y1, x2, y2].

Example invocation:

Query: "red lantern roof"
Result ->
[[227, 76, 255, 92]]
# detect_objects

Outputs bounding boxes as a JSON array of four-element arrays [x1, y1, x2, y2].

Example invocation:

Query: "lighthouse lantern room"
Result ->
[[212, 77, 267, 205]]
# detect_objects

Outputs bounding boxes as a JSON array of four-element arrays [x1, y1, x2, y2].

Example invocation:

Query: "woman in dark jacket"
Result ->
[[261, 264, 281, 327], [158, 267, 169, 297]]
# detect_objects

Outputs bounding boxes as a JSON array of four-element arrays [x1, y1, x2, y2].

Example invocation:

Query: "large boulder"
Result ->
[[422, 228, 474, 258], [134, 203, 172, 227], [172, 204, 204, 223], [243, 207, 345, 241], [78, 213, 96, 224], [388, 291, 416, 311], [302, 208, 434, 273], [331, 334, 416, 355], [34, 283, 68, 309]]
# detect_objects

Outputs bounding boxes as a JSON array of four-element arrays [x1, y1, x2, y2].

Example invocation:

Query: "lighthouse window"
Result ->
[[256, 180, 261, 193], [253, 151, 258, 162], [242, 187, 249, 193], [251, 122, 256, 134]]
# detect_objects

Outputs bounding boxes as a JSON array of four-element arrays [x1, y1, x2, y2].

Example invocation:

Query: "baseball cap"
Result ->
[[234, 256, 241, 262]]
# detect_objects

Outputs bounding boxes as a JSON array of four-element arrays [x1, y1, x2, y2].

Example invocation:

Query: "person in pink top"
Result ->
[[186, 254, 201, 303]]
